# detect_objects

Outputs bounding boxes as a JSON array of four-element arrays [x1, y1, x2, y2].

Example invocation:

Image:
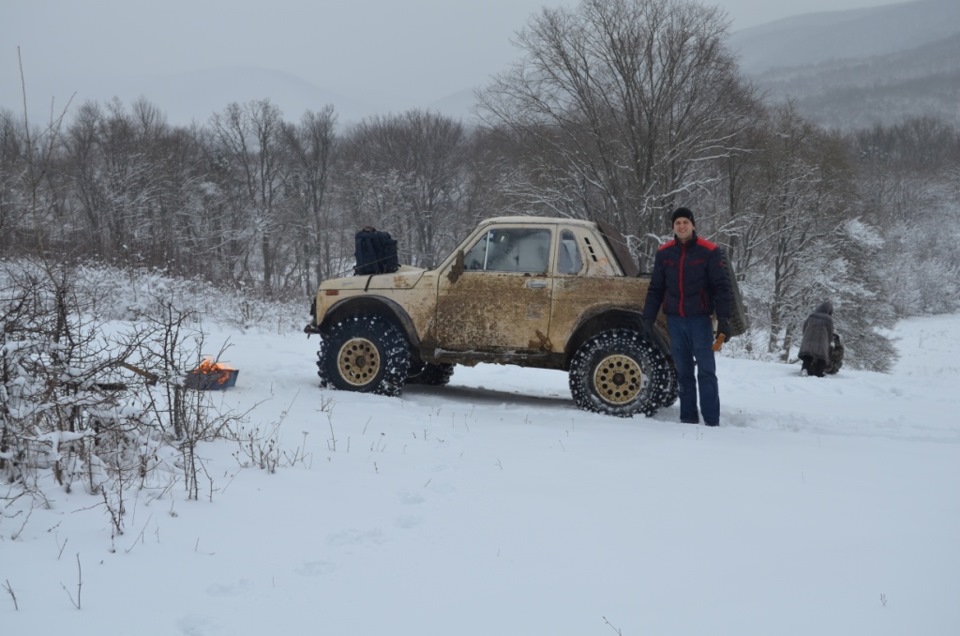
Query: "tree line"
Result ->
[[2, 0, 958, 371]]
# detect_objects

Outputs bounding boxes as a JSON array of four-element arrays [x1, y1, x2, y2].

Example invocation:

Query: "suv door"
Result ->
[[435, 226, 554, 352]]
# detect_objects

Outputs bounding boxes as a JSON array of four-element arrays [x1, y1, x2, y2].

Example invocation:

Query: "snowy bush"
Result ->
[[67, 262, 304, 333], [1, 260, 255, 533]]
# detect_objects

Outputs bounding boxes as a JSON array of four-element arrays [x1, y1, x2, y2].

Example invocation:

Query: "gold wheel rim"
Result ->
[[594, 354, 644, 405], [337, 337, 380, 387]]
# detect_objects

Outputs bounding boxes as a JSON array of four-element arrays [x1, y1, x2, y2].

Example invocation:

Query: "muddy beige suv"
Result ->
[[305, 217, 680, 417]]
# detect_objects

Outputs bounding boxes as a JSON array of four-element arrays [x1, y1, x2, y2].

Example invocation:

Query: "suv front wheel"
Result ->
[[317, 314, 410, 396], [569, 329, 670, 417], [406, 361, 455, 386]]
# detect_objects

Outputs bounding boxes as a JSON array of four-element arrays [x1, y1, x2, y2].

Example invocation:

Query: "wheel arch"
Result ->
[[320, 296, 420, 350], [564, 308, 671, 367]]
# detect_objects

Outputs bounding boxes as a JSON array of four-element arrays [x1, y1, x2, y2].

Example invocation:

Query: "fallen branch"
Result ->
[[60, 553, 82, 609], [3, 579, 18, 610]]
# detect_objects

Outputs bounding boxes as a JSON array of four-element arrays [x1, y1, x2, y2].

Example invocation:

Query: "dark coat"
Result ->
[[799, 302, 835, 363], [642, 232, 732, 321]]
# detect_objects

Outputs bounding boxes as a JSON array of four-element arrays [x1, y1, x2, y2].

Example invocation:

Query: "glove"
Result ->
[[716, 317, 732, 340], [642, 317, 657, 335]]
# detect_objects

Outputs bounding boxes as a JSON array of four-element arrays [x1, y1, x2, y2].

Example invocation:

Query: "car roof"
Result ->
[[479, 216, 597, 227]]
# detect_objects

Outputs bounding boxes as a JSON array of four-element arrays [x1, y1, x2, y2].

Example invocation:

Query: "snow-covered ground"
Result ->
[[3, 314, 958, 635]]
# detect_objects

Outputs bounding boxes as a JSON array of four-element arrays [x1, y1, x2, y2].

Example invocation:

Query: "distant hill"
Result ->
[[2, 64, 489, 130], [2, 66, 383, 129], [6, 0, 956, 132], [136, 67, 381, 127], [750, 33, 960, 129], [729, 0, 960, 74], [729, 0, 960, 129]]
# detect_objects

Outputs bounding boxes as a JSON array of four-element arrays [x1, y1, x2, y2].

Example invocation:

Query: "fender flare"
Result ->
[[320, 295, 421, 350], [564, 307, 671, 367]]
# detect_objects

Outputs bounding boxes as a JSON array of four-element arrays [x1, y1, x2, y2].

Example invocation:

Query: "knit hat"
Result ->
[[671, 207, 695, 225]]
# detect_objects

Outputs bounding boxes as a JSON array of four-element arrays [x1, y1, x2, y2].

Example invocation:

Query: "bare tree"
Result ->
[[476, 0, 758, 261], [848, 116, 960, 317], [338, 110, 469, 267], [209, 100, 290, 293], [2, 48, 74, 260], [739, 106, 856, 359], [0, 109, 28, 250], [282, 106, 342, 294]]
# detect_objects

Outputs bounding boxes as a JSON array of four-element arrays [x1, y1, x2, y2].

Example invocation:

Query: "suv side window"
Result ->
[[557, 229, 583, 274], [464, 228, 552, 273]]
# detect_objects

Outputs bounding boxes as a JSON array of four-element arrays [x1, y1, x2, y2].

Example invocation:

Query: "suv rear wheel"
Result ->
[[659, 364, 678, 407], [317, 314, 410, 396], [569, 329, 671, 417]]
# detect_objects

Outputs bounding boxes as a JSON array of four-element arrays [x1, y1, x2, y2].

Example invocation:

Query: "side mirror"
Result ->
[[447, 250, 465, 283]]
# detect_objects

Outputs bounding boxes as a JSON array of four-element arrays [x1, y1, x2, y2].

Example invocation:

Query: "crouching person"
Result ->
[[799, 301, 834, 377]]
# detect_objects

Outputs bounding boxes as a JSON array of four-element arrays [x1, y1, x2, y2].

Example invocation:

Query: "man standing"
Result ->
[[642, 207, 733, 426]]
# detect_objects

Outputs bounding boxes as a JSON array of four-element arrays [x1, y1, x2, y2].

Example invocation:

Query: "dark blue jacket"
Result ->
[[642, 232, 732, 321]]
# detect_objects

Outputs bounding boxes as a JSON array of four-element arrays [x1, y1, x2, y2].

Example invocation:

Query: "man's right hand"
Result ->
[[716, 317, 732, 340], [642, 318, 656, 335]]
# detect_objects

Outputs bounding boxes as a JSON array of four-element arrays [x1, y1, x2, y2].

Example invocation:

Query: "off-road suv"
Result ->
[[305, 217, 735, 417]]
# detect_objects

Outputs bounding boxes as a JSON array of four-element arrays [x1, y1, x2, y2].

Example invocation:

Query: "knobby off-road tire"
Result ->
[[569, 329, 674, 417], [659, 363, 678, 408], [642, 321, 678, 408], [316, 314, 410, 397], [406, 362, 456, 386]]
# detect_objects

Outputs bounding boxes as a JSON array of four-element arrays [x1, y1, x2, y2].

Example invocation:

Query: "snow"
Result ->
[[3, 314, 959, 635]]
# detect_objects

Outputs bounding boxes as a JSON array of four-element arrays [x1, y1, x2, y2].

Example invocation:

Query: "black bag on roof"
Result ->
[[354, 226, 399, 275]]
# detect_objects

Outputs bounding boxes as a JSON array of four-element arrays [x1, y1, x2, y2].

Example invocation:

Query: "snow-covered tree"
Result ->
[[209, 99, 292, 293], [337, 110, 470, 268], [476, 0, 759, 262], [282, 106, 342, 294], [849, 116, 960, 317]]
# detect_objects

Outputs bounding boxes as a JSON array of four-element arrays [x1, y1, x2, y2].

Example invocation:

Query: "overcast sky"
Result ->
[[2, 0, 909, 120]]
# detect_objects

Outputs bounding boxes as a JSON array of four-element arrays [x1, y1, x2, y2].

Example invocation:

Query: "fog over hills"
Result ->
[[7, 66, 395, 129], [729, 0, 960, 74], [749, 32, 960, 129], [4, 62, 485, 130], [3, 0, 955, 131], [120, 67, 379, 127], [729, 0, 960, 129]]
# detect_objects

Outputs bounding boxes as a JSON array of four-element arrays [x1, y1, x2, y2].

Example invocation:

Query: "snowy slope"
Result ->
[[2, 314, 958, 635]]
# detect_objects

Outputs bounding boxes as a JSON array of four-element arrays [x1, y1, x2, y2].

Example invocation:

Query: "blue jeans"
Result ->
[[666, 315, 719, 425]]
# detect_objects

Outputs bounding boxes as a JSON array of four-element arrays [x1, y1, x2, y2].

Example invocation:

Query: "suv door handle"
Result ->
[[526, 280, 548, 288]]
